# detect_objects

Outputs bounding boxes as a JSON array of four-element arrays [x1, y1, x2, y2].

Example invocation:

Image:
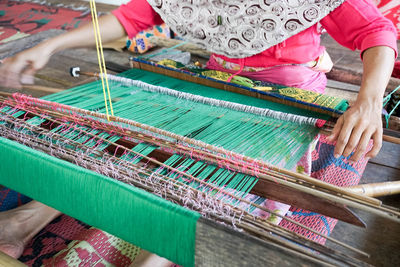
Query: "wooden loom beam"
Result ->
[[148, 36, 400, 95], [72, 68, 400, 145], [128, 60, 342, 118]]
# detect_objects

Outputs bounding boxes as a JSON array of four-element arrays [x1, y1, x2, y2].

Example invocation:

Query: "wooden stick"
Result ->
[[382, 134, 400, 145], [0, 251, 27, 267], [22, 85, 64, 93], [148, 36, 212, 58], [326, 65, 400, 94], [346, 181, 400, 198]]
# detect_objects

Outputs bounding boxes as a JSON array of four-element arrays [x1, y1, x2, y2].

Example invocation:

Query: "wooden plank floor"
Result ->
[[0, 3, 399, 265]]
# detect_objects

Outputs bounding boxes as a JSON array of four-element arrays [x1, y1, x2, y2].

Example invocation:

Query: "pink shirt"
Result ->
[[112, 0, 398, 68]]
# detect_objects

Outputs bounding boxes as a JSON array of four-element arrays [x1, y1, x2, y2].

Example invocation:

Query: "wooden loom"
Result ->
[[0, 65, 400, 266]]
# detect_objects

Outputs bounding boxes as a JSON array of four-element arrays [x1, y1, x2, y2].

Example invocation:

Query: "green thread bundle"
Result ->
[[43, 69, 320, 169]]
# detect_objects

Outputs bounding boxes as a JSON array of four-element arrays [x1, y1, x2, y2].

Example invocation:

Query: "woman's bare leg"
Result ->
[[0, 201, 61, 258]]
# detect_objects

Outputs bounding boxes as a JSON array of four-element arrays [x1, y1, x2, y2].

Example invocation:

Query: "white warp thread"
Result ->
[[103, 73, 318, 126]]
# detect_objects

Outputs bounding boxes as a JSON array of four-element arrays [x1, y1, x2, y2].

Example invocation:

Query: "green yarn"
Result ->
[[42, 69, 319, 169], [0, 137, 199, 267], [43, 68, 328, 119]]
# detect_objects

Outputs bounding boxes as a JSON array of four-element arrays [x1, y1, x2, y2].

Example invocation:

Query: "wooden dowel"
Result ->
[[148, 36, 212, 58], [382, 134, 400, 145], [326, 65, 400, 94], [0, 251, 27, 267], [22, 85, 64, 93], [346, 181, 400, 198]]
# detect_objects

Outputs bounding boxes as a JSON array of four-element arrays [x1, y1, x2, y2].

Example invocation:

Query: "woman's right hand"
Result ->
[[0, 43, 53, 89], [0, 13, 127, 90]]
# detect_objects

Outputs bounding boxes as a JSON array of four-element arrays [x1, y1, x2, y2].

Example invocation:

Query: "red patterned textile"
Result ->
[[0, 0, 91, 44], [19, 215, 140, 266]]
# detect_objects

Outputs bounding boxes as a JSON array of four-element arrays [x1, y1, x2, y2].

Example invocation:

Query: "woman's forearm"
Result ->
[[42, 13, 126, 55], [358, 46, 395, 108]]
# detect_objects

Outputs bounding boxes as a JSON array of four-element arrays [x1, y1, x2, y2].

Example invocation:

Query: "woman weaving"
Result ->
[[0, 0, 397, 264]]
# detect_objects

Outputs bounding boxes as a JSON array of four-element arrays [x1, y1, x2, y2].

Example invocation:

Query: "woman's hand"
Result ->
[[0, 44, 53, 89], [0, 13, 126, 89], [327, 45, 395, 161], [327, 99, 382, 162]]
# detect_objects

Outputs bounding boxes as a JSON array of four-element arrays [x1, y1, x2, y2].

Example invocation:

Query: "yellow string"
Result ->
[[89, 0, 114, 120]]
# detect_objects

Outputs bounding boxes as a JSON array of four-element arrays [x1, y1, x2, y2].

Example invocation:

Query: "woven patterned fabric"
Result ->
[[0, 187, 140, 266], [21, 218, 140, 267], [126, 24, 170, 54], [279, 134, 371, 244], [0, 0, 91, 44], [155, 59, 349, 112]]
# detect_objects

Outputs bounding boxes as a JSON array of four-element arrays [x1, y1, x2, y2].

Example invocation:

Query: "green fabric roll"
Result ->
[[0, 137, 200, 267]]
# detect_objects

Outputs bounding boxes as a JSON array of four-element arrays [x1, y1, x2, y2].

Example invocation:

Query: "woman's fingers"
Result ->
[[333, 114, 356, 158], [349, 129, 373, 162], [20, 66, 36, 85], [330, 106, 382, 161], [327, 115, 343, 142], [342, 118, 370, 157], [0, 58, 26, 89], [0, 48, 48, 89], [365, 128, 383, 159]]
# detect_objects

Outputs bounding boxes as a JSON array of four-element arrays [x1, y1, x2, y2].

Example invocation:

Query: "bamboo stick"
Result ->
[[0, 251, 26, 267], [22, 85, 64, 93], [347, 181, 400, 198]]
